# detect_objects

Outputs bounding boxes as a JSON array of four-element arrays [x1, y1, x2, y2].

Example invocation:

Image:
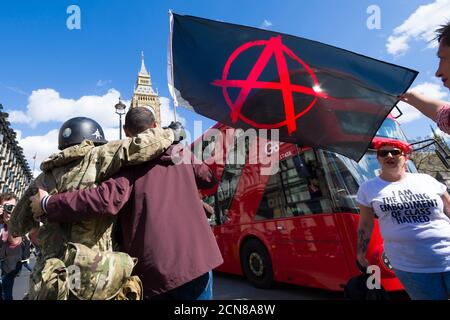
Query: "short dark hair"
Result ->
[[0, 192, 17, 203], [124, 107, 156, 136], [436, 21, 450, 46]]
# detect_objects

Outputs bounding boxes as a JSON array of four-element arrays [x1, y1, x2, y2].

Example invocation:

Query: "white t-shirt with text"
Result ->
[[357, 173, 450, 273]]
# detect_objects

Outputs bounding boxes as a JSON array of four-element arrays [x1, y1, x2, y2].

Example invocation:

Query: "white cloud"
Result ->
[[96, 80, 112, 87], [260, 19, 273, 29], [9, 88, 186, 130], [103, 127, 123, 141], [19, 126, 125, 177], [397, 82, 449, 124], [8, 110, 32, 123], [386, 0, 450, 56], [396, 100, 423, 124], [11, 88, 188, 175], [18, 129, 60, 177], [159, 96, 186, 127], [8, 88, 127, 129]]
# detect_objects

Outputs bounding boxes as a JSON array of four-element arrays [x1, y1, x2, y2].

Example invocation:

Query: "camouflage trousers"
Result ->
[[28, 242, 142, 300]]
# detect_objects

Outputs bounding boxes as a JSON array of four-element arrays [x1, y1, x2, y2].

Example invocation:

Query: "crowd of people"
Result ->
[[0, 20, 449, 302]]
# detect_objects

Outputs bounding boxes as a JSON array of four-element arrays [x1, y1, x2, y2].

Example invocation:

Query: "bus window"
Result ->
[[321, 149, 385, 213], [203, 194, 220, 226], [255, 172, 285, 220], [255, 150, 332, 220], [206, 132, 252, 225], [281, 150, 332, 216]]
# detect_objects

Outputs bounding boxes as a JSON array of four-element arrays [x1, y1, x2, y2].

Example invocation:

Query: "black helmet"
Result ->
[[58, 117, 108, 150]]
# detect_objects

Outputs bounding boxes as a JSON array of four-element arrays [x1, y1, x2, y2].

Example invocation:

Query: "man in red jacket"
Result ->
[[31, 107, 223, 300]]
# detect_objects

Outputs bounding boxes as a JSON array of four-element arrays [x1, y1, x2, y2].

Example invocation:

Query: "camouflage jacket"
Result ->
[[9, 127, 173, 286]]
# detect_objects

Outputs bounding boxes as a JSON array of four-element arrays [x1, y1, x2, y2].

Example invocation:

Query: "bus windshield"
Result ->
[[319, 150, 375, 213], [320, 149, 417, 213], [376, 118, 407, 141]]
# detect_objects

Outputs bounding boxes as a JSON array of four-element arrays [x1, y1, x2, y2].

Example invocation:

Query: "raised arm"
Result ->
[[399, 91, 448, 122]]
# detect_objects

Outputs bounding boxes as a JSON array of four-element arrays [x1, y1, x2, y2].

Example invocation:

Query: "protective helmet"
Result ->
[[58, 117, 108, 150]]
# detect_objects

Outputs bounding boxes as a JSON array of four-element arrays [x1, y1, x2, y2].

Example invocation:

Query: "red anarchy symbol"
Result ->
[[212, 35, 331, 134]]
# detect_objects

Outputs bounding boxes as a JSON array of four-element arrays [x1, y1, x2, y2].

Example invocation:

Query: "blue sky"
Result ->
[[0, 0, 449, 173]]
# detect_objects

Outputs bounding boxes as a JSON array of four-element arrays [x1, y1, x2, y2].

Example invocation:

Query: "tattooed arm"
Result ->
[[357, 205, 375, 269]]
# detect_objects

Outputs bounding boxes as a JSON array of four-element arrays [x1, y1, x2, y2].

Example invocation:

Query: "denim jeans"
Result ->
[[394, 268, 450, 300], [1, 271, 16, 300], [152, 271, 213, 300], [196, 271, 213, 300]]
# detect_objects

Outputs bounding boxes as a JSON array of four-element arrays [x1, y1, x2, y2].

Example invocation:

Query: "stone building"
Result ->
[[0, 103, 33, 198], [130, 52, 162, 124]]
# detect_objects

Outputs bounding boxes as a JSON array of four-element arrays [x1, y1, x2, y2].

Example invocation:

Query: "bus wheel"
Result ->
[[241, 239, 273, 289]]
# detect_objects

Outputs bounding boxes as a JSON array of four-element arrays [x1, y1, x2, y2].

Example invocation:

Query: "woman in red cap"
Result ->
[[356, 139, 450, 300]]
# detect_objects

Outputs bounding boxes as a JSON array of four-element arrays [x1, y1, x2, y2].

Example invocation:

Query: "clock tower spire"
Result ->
[[130, 51, 161, 124]]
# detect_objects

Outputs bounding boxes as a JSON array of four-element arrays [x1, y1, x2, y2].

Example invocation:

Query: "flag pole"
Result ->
[[168, 9, 177, 124], [32, 154, 36, 178], [173, 99, 177, 123]]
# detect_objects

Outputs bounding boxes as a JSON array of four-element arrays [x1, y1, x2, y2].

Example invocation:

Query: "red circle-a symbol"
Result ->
[[212, 35, 329, 134]]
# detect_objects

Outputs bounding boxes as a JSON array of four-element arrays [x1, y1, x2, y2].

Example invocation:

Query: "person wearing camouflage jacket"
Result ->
[[9, 115, 178, 300]]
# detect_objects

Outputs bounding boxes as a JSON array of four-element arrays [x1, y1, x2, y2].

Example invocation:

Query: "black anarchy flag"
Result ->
[[168, 12, 418, 161]]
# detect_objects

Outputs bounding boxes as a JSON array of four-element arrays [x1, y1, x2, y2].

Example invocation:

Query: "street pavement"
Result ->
[[213, 272, 343, 300], [12, 261, 408, 300], [12, 260, 33, 300], [12, 260, 342, 300]]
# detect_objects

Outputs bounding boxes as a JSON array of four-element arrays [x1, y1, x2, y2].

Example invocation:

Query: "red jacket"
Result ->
[[46, 145, 223, 298]]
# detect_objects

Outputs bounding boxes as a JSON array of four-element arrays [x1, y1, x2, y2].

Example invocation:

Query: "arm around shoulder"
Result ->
[[46, 168, 134, 223], [96, 127, 175, 180]]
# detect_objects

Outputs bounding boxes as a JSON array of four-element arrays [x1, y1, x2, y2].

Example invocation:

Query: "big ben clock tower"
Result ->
[[130, 51, 161, 124]]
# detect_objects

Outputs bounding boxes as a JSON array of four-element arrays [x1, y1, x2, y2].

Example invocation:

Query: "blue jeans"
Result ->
[[1, 271, 17, 300], [152, 271, 213, 300], [196, 271, 213, 300], [394, 269, 450, 300]]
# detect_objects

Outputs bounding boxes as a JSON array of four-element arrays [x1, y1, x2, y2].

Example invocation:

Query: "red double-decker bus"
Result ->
[[193, 116, 417, 292]]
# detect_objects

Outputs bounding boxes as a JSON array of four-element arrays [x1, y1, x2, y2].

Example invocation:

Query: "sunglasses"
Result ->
[[0, 204, 15, 213], [377, 149, 403, 157]]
